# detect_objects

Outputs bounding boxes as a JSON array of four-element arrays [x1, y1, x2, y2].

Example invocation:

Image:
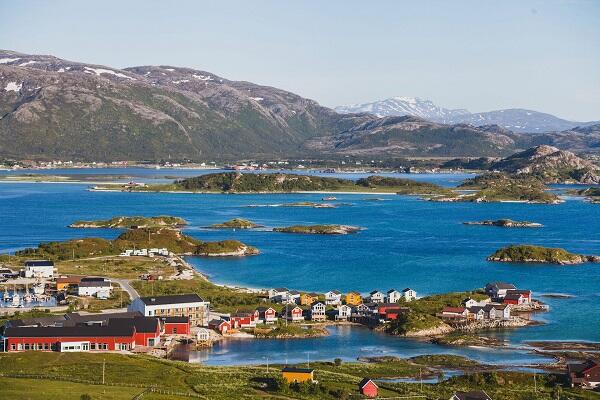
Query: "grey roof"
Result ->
[[452, 390, 493, 400], [272, 287, 289, 292], [24, 260, 54, 267], [387, 289, 399, 293], [487, 282, 516, 290], [79, 281, 112, 288], [4, 321, 135, 338], [139, 293, 204, 306], [369, 290, 383, 295], [402, 288, 414, 292]]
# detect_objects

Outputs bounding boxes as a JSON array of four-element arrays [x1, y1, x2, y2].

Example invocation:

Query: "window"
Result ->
[[43, 343, 49, 350], [172, 327, 177, 334], [10, 344, 16, 351], [24, 343, 30, 350]]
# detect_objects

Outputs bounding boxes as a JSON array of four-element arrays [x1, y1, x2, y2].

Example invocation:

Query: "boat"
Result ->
[[33, 280, 45, 295], [322, 196, 337, 201], [3, 286, 9, 301], [11, 291, 20, 307]]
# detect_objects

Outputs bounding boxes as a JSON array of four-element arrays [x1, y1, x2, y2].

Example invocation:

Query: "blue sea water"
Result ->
[[1, 170, 599, 365]]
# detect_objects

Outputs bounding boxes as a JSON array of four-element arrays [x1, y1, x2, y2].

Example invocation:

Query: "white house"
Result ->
[[310, 302, 326, 321], [335, 304, 352, 321], [325, 290, 342, 305], [196, 327, 211, 341], [467, 306, 485, 320], [23, 260, 54, 278], [288, 290, 301, 304], [386, 289, 402, 303], [483, 304, 511, 320], [402, 288, 417, 302], [268, 288, 289, 303], [462, 298, 479, 308], [368, 290, 385, 303], [129, 294, 210, 326], [355, 303, 377, 316], [78, 281, 112, 298]]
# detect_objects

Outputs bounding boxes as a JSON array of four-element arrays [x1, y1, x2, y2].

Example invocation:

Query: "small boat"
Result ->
[[322, 196, 337, 201], [11, 291, 20, 307], [3, 287, 9, 301], [33, 281, 45, 295]]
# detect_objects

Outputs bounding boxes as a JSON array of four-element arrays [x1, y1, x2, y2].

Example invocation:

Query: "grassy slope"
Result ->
[[70, 215, 187, 228], [0, 352, 596, 400], [488, 245, 583, 263], [458, 173, 558, 203]]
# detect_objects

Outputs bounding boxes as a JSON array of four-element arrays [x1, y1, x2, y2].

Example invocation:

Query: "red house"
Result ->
[[229, 312, 257, 329], [378, 303, 409, 320], [161, 316, 190, 335], [503, 293, 526, 305], [130, 317, 161, 346], [208, 319, 231, 334], [505, 289, 532, 304], [358, 378, 378, 398]]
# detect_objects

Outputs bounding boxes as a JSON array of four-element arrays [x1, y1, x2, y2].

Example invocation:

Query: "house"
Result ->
[[288, 290, 301, 304], [482, 304, 510, 320], [462, 298, 479, 308], [450, 391, 493, 400], [377, 303, 407, 320], [386, 289, 402, 303], [284, 306, 304, 322], [196, 327, 210, 341], [230, 312, 257, 329], [485, 282, 516, 299], [358, 378, 378, 398], [282, 367, 314, 383], [77, 281, 112, 298], [467, 306, 485, 320], [335, 304, 352, 321], [2, 316, 162, 351], [505, 289, 532, 304], [208, 319, 231, 334], [160, 316, 190, 335], [23, 260, 54, 278], [255, 307, 278, 324], [440, 306, 468, 319], [503, 293, 526, 305], [55, 275, 84, 291], [567, 359, 600, 389], [300, 292, 319, 306], [355, 303, 377, 316], [310, 302, 326, 321], [128, 294, 210, 327], [268, 288, 289, 302], [368, 290, 385, 303], [325, 290, 342, 305], [345, 291, 362, 306], [402, 288, 417, 301]]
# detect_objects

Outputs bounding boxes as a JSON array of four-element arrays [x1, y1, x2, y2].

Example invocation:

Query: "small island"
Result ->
[[487, 245, 600, 265], [14, 227, 259, 259], [209, 218, 262, 229], [572, 187, 600, 203], [463, 219, 543, 228], [453, 173, 560, 204], [273, 224, 362, 235], [69, 215, 187, 229]]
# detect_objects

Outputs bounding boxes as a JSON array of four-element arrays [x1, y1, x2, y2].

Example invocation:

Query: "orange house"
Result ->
[[345, 291, 362, 306], [282, 367, 314, 383], [300, 293, 319, 306], [55, 275, 83, 291]]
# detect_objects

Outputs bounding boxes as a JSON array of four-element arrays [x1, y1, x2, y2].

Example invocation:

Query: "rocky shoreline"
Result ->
[[463, 219, 543, 228], [273, 224, 362, 235]]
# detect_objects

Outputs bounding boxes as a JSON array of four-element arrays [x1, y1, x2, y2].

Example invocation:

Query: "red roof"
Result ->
[[442, 306, 466, 314]]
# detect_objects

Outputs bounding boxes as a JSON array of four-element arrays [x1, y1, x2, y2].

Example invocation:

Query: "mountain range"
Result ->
[[1, 50, 599, 161], [335, 97, 599, 133]]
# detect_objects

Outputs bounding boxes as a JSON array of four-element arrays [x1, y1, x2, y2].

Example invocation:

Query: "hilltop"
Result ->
[[490, 145, 600, 184], [69, 215, 187, 229]]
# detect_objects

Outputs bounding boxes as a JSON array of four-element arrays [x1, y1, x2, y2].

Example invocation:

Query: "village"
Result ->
[[2, 256, 599, 395]]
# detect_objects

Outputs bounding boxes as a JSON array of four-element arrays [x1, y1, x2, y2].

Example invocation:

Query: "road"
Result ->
[[113, 278, 139, 300]]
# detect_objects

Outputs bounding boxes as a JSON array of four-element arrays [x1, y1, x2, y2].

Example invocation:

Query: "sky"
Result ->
[[1, 0, 599, 121]]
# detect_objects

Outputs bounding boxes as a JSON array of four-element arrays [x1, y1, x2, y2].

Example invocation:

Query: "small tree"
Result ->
[[334, 358, 342, 366]]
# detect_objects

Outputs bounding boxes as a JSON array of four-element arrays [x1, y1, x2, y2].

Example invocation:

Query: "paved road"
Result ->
[[113, 278, 139, 300]]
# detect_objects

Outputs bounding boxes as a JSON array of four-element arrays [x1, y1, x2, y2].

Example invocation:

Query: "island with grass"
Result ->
[[209, 218, 262, 229], [572, 187, 600, 203], [463, 219, 543, 228], [450, 173, 561, 204], [13, 227, 259, 259], [487, 244, 600, 265], [69, 215, 187, 229], [92, 172, 454, 198], [273, 224, 362, 235]]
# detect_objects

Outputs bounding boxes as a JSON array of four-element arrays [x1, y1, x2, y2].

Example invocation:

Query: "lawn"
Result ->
[[56, 256, 177, 279]]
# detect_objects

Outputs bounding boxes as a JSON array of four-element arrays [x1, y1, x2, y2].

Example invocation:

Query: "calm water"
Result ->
[[1, 170, 599, 365]]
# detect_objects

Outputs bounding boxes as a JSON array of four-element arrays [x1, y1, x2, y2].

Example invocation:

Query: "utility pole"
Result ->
[[102, 358, 106, 385], [419, 368, 423, 392], [534, 372, 537, 393]]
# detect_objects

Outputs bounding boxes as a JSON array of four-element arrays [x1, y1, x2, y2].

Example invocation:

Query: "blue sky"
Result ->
[[1, 0, 599, 120]]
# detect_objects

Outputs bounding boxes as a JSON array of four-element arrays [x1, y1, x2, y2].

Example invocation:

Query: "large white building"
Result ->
[[78, 281, 112, 298], [128, 294, 210, 326], [23, 260, 54, 278]]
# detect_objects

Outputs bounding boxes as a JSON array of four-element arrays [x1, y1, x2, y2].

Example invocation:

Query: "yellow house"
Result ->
[[55, 275, 83, 291], [282, 367, 314, 383], [345, 291, 362, 306], [300, 292, 319, 306]]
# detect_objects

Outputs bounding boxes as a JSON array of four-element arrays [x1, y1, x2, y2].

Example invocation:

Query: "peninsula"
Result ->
[[69, 215, 187, 229], [463, 219, 543, 228], [455, 173, 560, 204], [273, 225, 362, 235], [487, 245, 600, 265]]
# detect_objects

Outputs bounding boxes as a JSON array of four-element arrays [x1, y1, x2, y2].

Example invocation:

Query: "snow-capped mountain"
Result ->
[[335, 97, 598, 133], [335, 96, 470, 123]]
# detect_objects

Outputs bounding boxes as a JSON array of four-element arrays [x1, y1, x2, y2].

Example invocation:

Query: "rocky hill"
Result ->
[[490, 145, 600, 183], [0, 50, 372, 161], [336, 96, 599, 133]]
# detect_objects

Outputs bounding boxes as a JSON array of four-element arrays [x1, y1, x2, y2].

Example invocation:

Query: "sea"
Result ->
[[1, 167, 599, 366]]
